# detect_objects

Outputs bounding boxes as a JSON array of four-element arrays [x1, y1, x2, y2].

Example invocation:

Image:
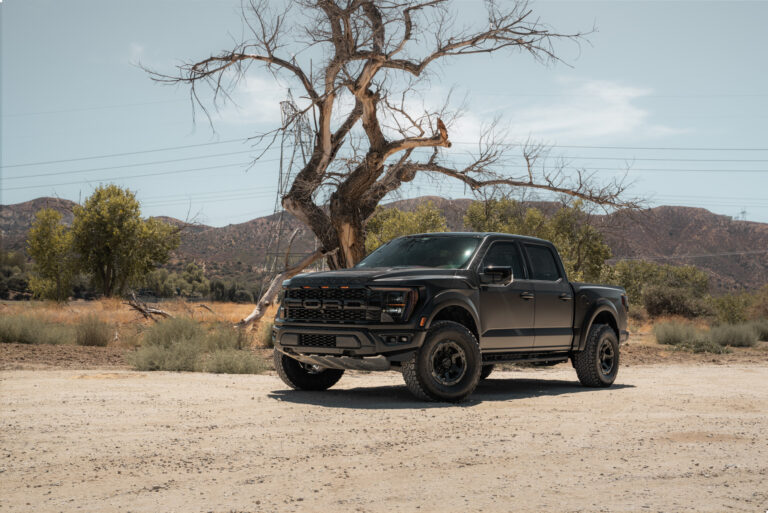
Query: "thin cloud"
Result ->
[[475, 78, 684, 143]]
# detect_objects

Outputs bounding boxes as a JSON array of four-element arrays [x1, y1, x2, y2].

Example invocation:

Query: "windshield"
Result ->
[[356, 236, 481, 269]]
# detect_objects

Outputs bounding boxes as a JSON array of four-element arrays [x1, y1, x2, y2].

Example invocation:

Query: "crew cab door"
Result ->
[[522, 243, 574, 349], [477, 241, 535, 350]]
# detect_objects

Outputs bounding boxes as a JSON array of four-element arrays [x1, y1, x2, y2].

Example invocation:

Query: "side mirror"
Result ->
[[480, 266, 513, 285]]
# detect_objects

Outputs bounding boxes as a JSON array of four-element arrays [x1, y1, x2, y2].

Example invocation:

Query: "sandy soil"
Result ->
[[2, 365, 767, 513], [2, 338, 766, 371]]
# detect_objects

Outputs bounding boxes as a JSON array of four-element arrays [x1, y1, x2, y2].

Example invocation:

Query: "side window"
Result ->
[[481, 242, 525, 279], [524, 245, 561, 281]]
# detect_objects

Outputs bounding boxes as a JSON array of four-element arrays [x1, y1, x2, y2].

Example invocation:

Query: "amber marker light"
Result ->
[[419, 317, 427, 327]]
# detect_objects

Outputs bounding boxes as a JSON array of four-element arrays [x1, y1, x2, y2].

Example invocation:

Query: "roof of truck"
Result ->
[[403, 231, 552, 245]]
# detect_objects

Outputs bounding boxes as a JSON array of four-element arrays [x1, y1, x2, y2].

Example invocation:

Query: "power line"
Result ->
[[551, 156, 768, 163], [2, 148, 277, 180], [519, 144, 768, 152], [1, 161, 265, 191], [143, 192, 279, 209], [0, 138, 249, 168], [6, 137, 768, 171], [2, 99, 188, 118]]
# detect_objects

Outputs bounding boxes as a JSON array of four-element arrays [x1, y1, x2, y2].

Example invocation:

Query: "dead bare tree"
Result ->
[[149, 0, 638, 326]]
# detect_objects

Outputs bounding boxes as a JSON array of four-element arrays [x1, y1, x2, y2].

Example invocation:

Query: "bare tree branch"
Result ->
[[152, 0, 627, 282]]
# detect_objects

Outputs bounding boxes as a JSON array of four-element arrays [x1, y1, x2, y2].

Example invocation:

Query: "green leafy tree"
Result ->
[[607, 260, 709, 306], [27, 209, 76, 301], [365, 202, 448, 253], [464, 199, 611, 282], [71, 185, 180, 297]]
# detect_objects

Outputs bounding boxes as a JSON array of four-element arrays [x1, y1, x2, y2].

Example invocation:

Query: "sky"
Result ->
[[2, 0, 767, 226]]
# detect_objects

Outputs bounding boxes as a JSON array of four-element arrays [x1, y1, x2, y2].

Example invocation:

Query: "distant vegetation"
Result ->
[[0, 250, 30, 300], [6, 193, 768, 351], [465, 199, 611, 282], [26, 185, 179, 300], [654, 320, 765, 353], [365, 201, 448, 253]]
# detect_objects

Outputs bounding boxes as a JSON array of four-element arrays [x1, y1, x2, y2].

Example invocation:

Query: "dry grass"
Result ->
[[0, 299, 268, 348], [0, 299, 256, 325]]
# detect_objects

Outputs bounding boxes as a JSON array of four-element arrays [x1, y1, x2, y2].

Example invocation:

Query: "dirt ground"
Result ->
[[2, 364, 767, 513], [2, 334, 767, 371]]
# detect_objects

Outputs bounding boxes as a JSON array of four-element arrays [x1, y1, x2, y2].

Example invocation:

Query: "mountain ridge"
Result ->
[[2, 196, 767, 291]]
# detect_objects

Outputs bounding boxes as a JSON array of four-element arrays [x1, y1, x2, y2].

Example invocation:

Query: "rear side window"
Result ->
[[481, 241, 525, 279], [524, 244, 561, 281]]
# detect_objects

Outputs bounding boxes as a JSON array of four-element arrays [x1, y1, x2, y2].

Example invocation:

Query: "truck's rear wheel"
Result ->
[[402, 321, 481, 402], [572, 323, 619, 387], [273, 350, 345, 391]]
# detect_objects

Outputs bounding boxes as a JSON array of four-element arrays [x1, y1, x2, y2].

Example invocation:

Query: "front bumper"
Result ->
[[620, 329, 630, 344], [279, 352, 392, 371], [273, 321, 427, 362]]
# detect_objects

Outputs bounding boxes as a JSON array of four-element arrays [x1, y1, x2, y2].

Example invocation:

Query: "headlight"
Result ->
[[372, 287, 418, 323]]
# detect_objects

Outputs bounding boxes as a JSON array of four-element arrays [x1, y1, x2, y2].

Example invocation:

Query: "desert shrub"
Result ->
[[712, 293, 752, 325], [0, 315, 72, 345], [256, 321, 274, 348], [748, 319, 768, 341], [653, 322, 700, 346], [676, 337, 731, 354], [197, 349, 267, 374], [129, 341, 204, 371], [130, 317, 207, 371], [709, 324, 758, 348], [643, 286, 710, 318], [628, 305, 648, 324], [205, 325, 250, 351], [653, 322, 730, 353], [748, 285, 768, 319], [75, 314, 112, 347], [130, 318, 264, 372], [141, 317, 204, 348]]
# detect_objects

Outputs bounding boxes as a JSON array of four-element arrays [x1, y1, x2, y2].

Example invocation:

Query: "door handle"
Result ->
[[520, 292, 534, 300], [559, 293, 573, 301]]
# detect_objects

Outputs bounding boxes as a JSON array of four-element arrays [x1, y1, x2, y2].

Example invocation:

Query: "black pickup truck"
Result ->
[[273, 232, 629, 402]]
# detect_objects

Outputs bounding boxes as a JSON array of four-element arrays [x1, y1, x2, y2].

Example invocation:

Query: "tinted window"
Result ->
[[525, 245, 561, 281], [481, 242, 525, 279], [356, 236, 481, 269]]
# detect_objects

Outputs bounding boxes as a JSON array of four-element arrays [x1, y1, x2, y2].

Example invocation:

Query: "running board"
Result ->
[[482, 352, 569, 364]]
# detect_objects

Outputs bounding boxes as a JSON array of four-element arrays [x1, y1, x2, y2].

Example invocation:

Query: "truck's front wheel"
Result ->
[[273, 351, 345, 391], [572, 323, 619, 387], [402, 321, 482, 402]]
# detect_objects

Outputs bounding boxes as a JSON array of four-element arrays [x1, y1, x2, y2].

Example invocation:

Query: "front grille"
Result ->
[[284, 287, 374, 323], [298, 333, 336, 347]]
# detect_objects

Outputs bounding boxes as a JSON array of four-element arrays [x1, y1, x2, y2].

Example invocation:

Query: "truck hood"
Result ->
[[284, 267, 467, 287]]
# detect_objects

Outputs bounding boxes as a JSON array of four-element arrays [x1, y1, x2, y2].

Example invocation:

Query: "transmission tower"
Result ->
[[262, 90, 314, 281]]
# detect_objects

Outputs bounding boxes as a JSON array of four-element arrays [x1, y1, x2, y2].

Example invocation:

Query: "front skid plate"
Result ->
[[286, 352, 392, 371]]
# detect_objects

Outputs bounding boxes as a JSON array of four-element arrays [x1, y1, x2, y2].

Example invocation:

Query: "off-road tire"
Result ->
[[572, 323, 619, 387], [273, 350, 345, 391], [480, 364, 495, 380], [402, 321, 482, 402]]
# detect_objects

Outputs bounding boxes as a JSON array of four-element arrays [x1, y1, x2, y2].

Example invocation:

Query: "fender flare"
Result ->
[[424, 291, 481, 337], [576, 300, 620, 351]]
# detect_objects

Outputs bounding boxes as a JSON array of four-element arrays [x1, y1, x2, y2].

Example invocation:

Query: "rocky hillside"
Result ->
[[3, 196, 767, 291]]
